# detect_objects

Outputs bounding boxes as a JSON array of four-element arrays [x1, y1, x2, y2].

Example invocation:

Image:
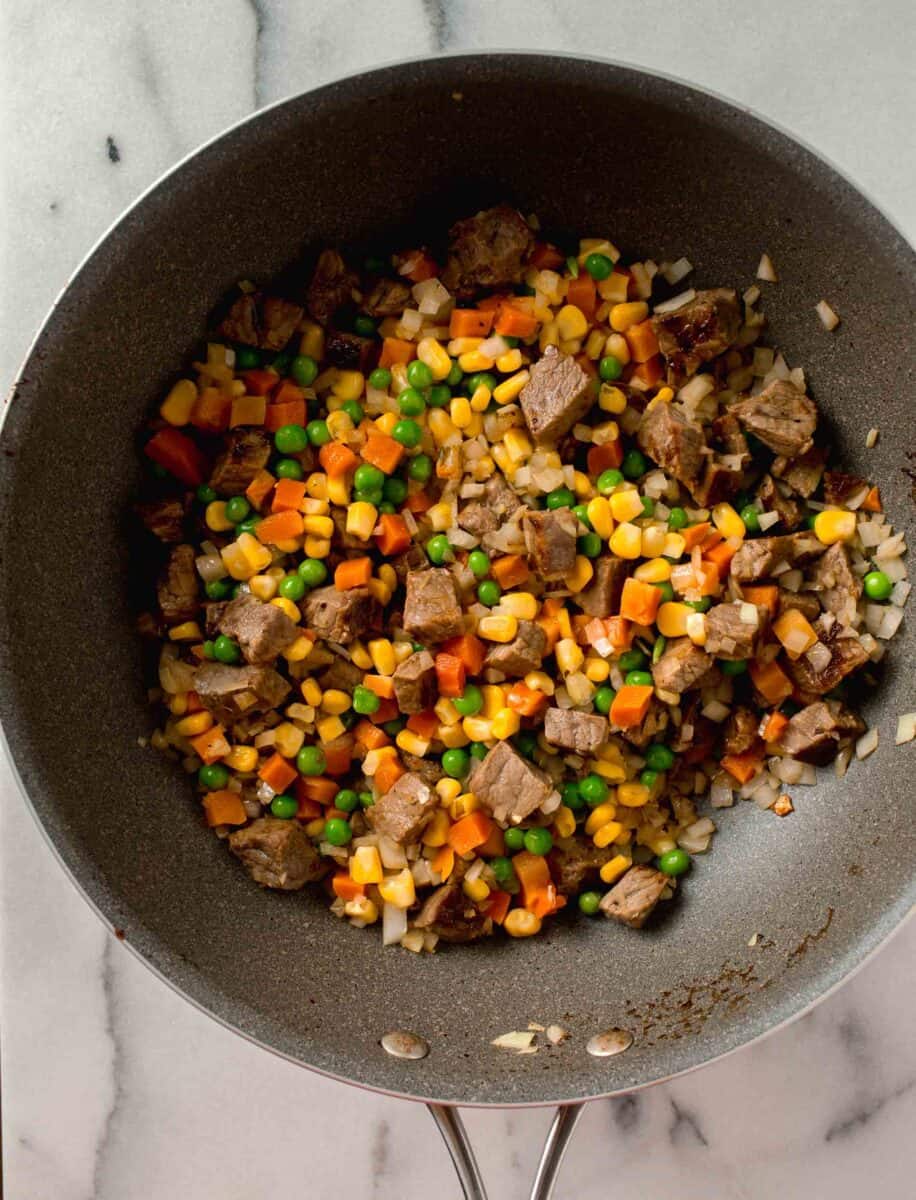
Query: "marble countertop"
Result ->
[[1, 3, 914, 1197]]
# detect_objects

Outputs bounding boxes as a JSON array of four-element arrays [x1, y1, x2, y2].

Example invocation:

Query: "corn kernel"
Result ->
[[498, 592, 539, 621], [249, 574, 279, 601], [325, 411, 354, 441], [583, 328, 605, 360], [305, 472, 328, 500], [265, 597, 297, 625], [350, 845, 383, 885], [491, 707, 521, 740], [378, 564, 397, 592], [168, 692, 189, 716], [480, 685, 506, 719], [462, 716, 493, 742], [478, 614, 519, 643], [597, 383, 627, 416], [599, 854, 631, 885], [300, 678, 322, 707], [450, 396, 472, 428], [447, 337, 483, 356], [221, 534, 271, 580], [585, 656, 610, 683], [224, 745, 258, 773], [299, 320, 324, 361], [346, 501, 378, 542], [450, 792, 480, 820], [302, 515, 334, 538], [593, 420, 619, 445], [593, 820, 625, 848], [320, 689, 352, 716], [634, 557, 672, 584], [503, 427, 533, 464], [539, 320, 559, 351], [552, 805, 577, 840], [656, 602, 691, 638], [273, 722, 305, 758], [686, 611, 708, 646], [462, 875, 490, 903], [586, 496, 614, 538], [423, 809, 451, 847], [303, 535, 331, 559], [647, 834, 677, 856], [436, 777, 462, 804], [469, 386, 490, 412], [175, 710, 214, 737], [160, 378, 197, 426], [565, 555, 594, 595], [610, 489, 644, 523], [617, 782, 651, 808], [493, 370, 530, 405], [555, 637, 585, 674], [205, 501, 234, 532], [813, 509, 857, 545], [609, 521, 642, 559], [392, 640, 414, 665], [496, 348, 523, 373], [367, 578, 393, 605], [490, 444, 515, 479], [345, 896, 379, 924], [570, 470, 590, 499], [434, 696, 461, 726], [331, 370, 364, 401], [524, 670, 555, 695], [417, 336, 453, 380], [641, 526, 668, 558], [282, 634, 314, 663], [654, 386, 674, 404], [556, 304, 589, 341], [458, 349, 496, 373], [610, 301, 649, 332], [396, 729, 430, 758], [663, 532, 686, 560], [317, 715, 346, 744], [368, 638, 396, 677], [428, 409, 460, 445], [168, 621, 201, 642], [504, 908, 542, 937], [555, 607, 574, 640], [712, 502, 746, 540], [584, 802, 618, 835], [439, 724, 470, 748], [326, 475, 350, 507]]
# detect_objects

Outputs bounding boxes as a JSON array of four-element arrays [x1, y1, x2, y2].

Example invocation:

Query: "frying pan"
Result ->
[[1, 54, 913, 1199]]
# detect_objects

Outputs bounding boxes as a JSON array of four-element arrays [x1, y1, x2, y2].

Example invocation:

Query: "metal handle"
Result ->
[[427, 1101, 585, 1200]]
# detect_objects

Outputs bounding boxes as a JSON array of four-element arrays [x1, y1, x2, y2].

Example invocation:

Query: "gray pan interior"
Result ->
[[0, 55, 913, 1107]]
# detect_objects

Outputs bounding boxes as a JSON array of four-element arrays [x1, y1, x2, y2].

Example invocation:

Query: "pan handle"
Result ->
[[426, 1101, 585, 1200]]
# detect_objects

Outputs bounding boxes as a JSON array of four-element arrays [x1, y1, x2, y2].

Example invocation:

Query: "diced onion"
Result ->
[[865, 427, 879, 449], [653, 288, 696, 315], [757, 510, 780, 531], [805, 642, 832, 672], [855, 728, 879, 760], [756, 252, 778, 282], [816, 299, 840, 330], [701, 700, 730, 723], [895, 713, 916, 745], [661, 257, 693, 285], [382, 902, 408, 946]]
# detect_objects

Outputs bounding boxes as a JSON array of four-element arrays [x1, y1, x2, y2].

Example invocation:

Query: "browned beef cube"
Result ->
[[772, 445, 827, 498], [361, 276, 411, 317], [392, 542, 429, 581], [523, 508, 577, 579], [651, 638, 713, 694], [671, 696, 717, 758], [217, 593, 298, 664], [543, 707, 608, 755], [457, 500, 497, 538], [651, 288, 741, 376], [317, 655, 364, 693], [403, 568, 464, 643], [471, 741, 555, 824], [194, 662, 291, 726], [366, 772, 437, 844], [325, 330, 375, 371], [599, 865, 670, 928], [776, 590, 822, 622], [413, 882, 490, 943], [785, 624, 869, 699], [391, 650, 437, 714], [518, 345, 593, 444], [209, 428, 271, 496], [637, 402, 706, 487], [549, 838, 617, 895], [157, 544, 199, 623], [822, 471, 870, 507], [302, 585, 382, 645], [731, 380, 817, 458], [400, 751, 444, 786], [806, 543, 861, 624], [574, 555, 630, 617], [483, 620, 546, 676], [484, 473, 521, 521], [219, 292, 304, 351], [137, 496, 187, 542], [730, 532, 825, 581], [692, 458, 743, 506], [441, 205, 534, 295], [306, 249, 358, 325], [228, 818, 326, 890], [777, 700, 865, 764], [755, 474, 804, 530], [711, 410, 750, 461], [722, 705, 760, 756], [703, 602, 766, 660]]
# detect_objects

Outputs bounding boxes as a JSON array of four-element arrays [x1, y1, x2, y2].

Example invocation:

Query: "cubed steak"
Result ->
[[483, 620, 547, 676], [822, 471, 870, 508], [157, 544, 199, 623], [402, 568, 464, 643], [366, 772, 437, 844], [806, 543, 861, 625], [518, 345, 593, 444], [785, 623, 869, 699], [317, 655, 365, 693], [413, 882, 490, 943], [722, 706, 760, 756], [194, 662, 291, 726], [228, 818, 326, 890], [391, 650, 438, 714], [636, 402, 706, 488], [574, 555, 630, 617], [703, 602, 767, 660], [457, 499, 498, 538], [772, 445, 827, 498], [136, 496, 187, 543], [651, 288, 741, 376], [471, 741, 555, 824], [549, 838, 617, 895], [360, 276, 412, 317], [599, 865, 670, 928], [399, 751, 444, 787], [484, 473, 522, 522], [306, 249, 358, 325], [209, 428, 272, 496], [651, 638, 713, 694], [441, 205, 534, 295], [755, 474, 804, 530], [730, 531, 825, 581], [302, 585, 382, 645], [217, 593, 298, 664], [523, 508, 578, 579], [693, 457, 744, 507], [776, 590, 822, 623], [731, 380, 818, 457], [543, 707, 608, 755], [777, 700, 866, 764], [325, 330, 374, 371], [391, 543, 429, 581], [219, 292, 304, 351]]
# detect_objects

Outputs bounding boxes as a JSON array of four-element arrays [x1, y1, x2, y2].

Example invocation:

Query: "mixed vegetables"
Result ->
[[137, 205, 908, 949]]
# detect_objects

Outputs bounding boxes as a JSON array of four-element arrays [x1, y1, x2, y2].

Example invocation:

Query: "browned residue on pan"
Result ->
[[786, 905, 834, 965]]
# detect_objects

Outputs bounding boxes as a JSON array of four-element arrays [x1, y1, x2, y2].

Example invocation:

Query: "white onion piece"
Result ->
[[855, 728, 879, 760], [653, 288, 696, 314], [895, 713, 916, 744], [662, 257, 693, 285], [816, 300, 840, 330], [756, 252, 778, 282], [382, 902, 408, 946]]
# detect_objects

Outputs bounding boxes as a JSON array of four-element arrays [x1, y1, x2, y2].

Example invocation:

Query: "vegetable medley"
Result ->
[[137, 205, 908, 950]]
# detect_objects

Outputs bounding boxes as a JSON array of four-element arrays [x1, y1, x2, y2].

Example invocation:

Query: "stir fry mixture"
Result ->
[[137, 206, 908, 950]]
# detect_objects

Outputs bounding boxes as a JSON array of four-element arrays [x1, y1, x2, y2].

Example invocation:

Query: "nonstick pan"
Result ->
[[1, 53, 913, 1199]]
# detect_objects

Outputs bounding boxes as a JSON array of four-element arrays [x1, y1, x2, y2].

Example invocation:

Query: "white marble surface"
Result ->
[[1, 3, 914, 1197]]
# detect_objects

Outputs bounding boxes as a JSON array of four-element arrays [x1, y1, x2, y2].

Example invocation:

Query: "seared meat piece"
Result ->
[[318, 655, 364, 693], [772, 445, 827, 498], [730, 531, 825, 581], [755, 474, 804, 530], [651, 288, 741, 376], [731, 380, 817, 457], [523, 508, 578, 580], [619, 698, 668, 749], [361, 276, 411, 317], [203, 601, 227, 636], [785, 624, 869, 699], [209, 428, 271, 496], [711, 410, 750, 462], [217, 593, 298, 664], [806, 542, 861, 625], [822, 471, 870, 507], [137, 496, 187, 542], [599, 865, 669, 928], [703, 602, 766, 660], [391, 650, 437, 714], [302, 585, 382, 645], [671, 696, 716, 759], [549, 838, 617, 895], [777, 700, 865, 764], [306, 249, 358, 325], [518, 345, 593, 444], [229, 818, 326, 890], [574, 555, 630, 617], [441, 205, 534, 295], [403, 569, 464, 643], [219, 292, 304, 351], [484, 473, 522, 522], [325, 330, 375, 371], [194, 662, 291, 726], [693, 458, 743, 506], [483, 620, 546, 676], [543, 708, 608, 755], [414, 882, 490, 943], [400, 751, 444, 786], [392, 542, 429, 581], [636, 402, 705, 488], [157, 544, 199, 623], [777, 590, 822, 622], [651, 638, 713, 694], [457, 500, 497, 538], [471, 741, 555, 824], [722, 705, 760, 756], [366, 772, 437, 844]]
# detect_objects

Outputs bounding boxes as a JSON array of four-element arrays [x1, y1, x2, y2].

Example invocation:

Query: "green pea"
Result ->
[[546, 486, 576, 509], [566, 255, 580, 278], [377, 501, 396, 515], [621, 449, 647, 479], [359, 791, 375, 808], [523, 827, 553, 856], [393, 419, 422, 447], [382, 718, 405, 736], [198, 763, 230, 790], [667, 507, 688, 531], [598, 355, 623, 381], [585, 253, 614, 280], [645, 744, 675, 771], [355, 486, 384, 506], [477, 580, 501, 607], [274, 424, 309, 454], [514, 731, 538, 759], [235, 346, 261, 370], [306, 420, 331, 447], [353, 315, 376, 338], [618, 649, 646, 672], [275, 457, 304, 480], [427, 384, 451, 408], [640, 769, 659, 790], [625, 670, 653, 687], [657, 847, 691, 877], [578, 532, 603, 558], [446, 361, 463, 387], [468, 549, 491, 578], [398, 387, 426, 416], [468, 741, 488, 761], [593, 686, 616, 715], [205, 578, 233, 601], [323, 817, 352, 846], [383, 476, 408, 505], [596, 468, 624, 494], [296, 745, 326, 776], [236, 515, 262, 536], [224, 496, 250, 524], [352, 685, 380, 715], [652, 634, 667, 664], [864, 570, 893, 600], [502, 336, 520, 348], [685, 597, 712, 613], [271, 353, 293, 377], [408, 453, 433, 482], [270, 795, 298, 820], [578, 891, 602, 915], [504, 827, 526, 852], [202, 640, 216, 659], [405, 359, 432, 389], [579, 774, 609, 807], [212, 635, 241, 664], [369, 367, 392, 390], [490, 856, 517, 888], [426, 534, 453, 565], [653, 581, 675, 603], [297, 558, 328, 587], [341, 399, 364, 423], [572, 504, 592, 528], [720, 659, 748, 676], [196, 483, 218, 504], [452, 684, 483, 716], [291, 355, 319, 387], [364, 255, 387, 273], [640, 495, 655, 518], [334, 788, 359, 813], [740, 504, 761, 533], [354, 463, 385, 493], [562, 781, 585, 811], [441, 748, 470, 780], [804, 513, 818, 530], [465, 372, 497, 395], [278, 574, 306, 602]]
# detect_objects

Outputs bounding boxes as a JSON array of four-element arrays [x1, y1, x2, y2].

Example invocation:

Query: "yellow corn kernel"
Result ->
[[302, 497, 330, 515], [584, 802, 619, 835], [539, 319, 559, 351], [368, 638, 396, 677], [224, 745, 258, 773], [585, 655, 610, 683], [492, 370, 530, 405], [167, 621, 201, 642], [498, 592, 539, 621], [299, 320, 324, 361], [331, 370, 364, 401], [175, 710, 215, 739], [813, 509, 857, 545], [593, 420, 619, 445], [656, 602, 691, 638], [417, 336, 452, 380], [569, 470, 590, 499], [565, 555, 594, 595], [504, 908, 542, 938], [478, 614, 519, 643], [555, 607, 574, 640], [450, 792, 480, 820], [273, 538, 301, 555], [462, 716, 493, 742], [597, 383, 627, 415], [593, 820, 625, 848], [490, 443, 516, 479], [302, 515, 334, 538], [634, 557, 672, 583], [646, 834, 677, 856], [350, 845, 384, 885], [556, 304, 588, 340], [267, 597, 297, 624], [221, 534, 271, 580], [303, 535, 331, 559], [524, 670, 555, 696], [599, 854, 631, 885], [426, 501, 453, 532], [447, 336, 484, 356], [686, 611, 708, 646], [396, 729, 430, 758], [273, 722, 305, 759], [367, 577, 393, 605], [458, 349, 496, 373], [389, 362, 409, 395], [663, 532, 687, 560], [326, 475, 351, 507], [463, 412, 484, 439], [305, 472, 328, 500], [436, 777, 463, 804], [592, 758, 627, 782], [491, 708, 521, 740], [439, 723, 470, 749], [392, 641, 414, 665], [325, 411, 354, 441], [300, 678, 323, 707], [502, 426, 533, 463], [641, 525, 668, 558], [610, 489, 644, 523], [160, 378, 197, 426], [653, 386, 674, 405], [423, 808, 452, 847], [552, 806, 577, 840], [434, 696, 461, 726], [463, 876, 490, 902], [266, 565, 286, 580], [610, 301, 649, 332], [168, 692, 189, 716], [378, 564, 397, 593], [617, 782, 651, 808], [320, 689, 352, 716], [555, 637, 585, 674], [609, 521, 642, 559], [428, 408, 460, 445], [345, 896, 379, 924], [249, 574, 279, 602], [372, 411, 397, 436], [496, 347, 523, 373], [450, 396, 472, 429], [205, 501, 234, 532], [583, 328, 605, 360], [712, 502, 746, 540], [283, 634, 314, 663], [604, 330, 631, 363], [316, 715, 346, 744], [584, 497, 612, 539], [469, 386, 491, 412], [346, 501, 378, 542], [480, 685, 506, 719]]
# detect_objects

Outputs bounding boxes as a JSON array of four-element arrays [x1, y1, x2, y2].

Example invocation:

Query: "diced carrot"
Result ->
[[374, 512, 411, 556], [334, 557, 372, 590], [630, 355, 663, 386], [361, 433, 405, 475], [403, 490, 432, 514], [605, 616, 634, 650], [476, 294, 508, 312], [529, 241, 565, 270], [700, 527, 724, 552], [440, 634, 486, 675], [449, 308, 495, 338], [229, 395, 267, 427], [625, 320, 660, 363], [571, 614, 594, 644], [741, 585, 779, 617], [271, 477, 308, 513], [202, 789, 247, 827], [273, 380, 306, 407], [299, 776, 340, 805], [432, 845, 455, 881], [332, 873, 365, 901], [258, 752, 297, 793], [241, 369, 280, 396], [185, 691, 204, 713], [619, 577, 663, 626], [861, 485, 882, 512], [368, 697, 399, 725], [587, 439, 623, 476], [540, 597, 565, 617], [762, 711, 790, 743], [397, 249, 438, 283], [749, 659, 794, 705], [485, 889, 512, 925], [324, 807, 347, 823], [319, 441, 359, 478], [478, 823, 506, 858], [773, 609, 818, 659], [703, 540, 737, 580], [144, 428, 207, 487], [363, 675, 396, 700], [494, 303, 539, 339], [448, 810, 494, 856], [321, 739, 354, 776], [245, 469, 276, 511], [536, 616, 562, 654], [189, 644, 207, 661], [374, 755, 406, 795], [295, 796, 323, 821], [512, 851, 562, 918], [406, 710, 439, 740], [189, 724, 231, 764], [506, 682, 547, 717], [353, 719, 390, 751], [566, 274, 597, 321], [255, 510, 305, 544], [435, 652, 466, 698], [721, 748, 765, 785], [609, 684, 654, 729], [264, 399, 306, 431], [379, 337, 415, 368], [489, 554, 530, 589], [681, 522, 712, 551]]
